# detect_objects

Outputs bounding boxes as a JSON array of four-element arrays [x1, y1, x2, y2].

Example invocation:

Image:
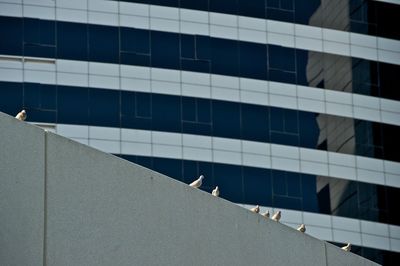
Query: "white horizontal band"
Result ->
[[0, 1, 399, 65], [29, 123, 400, 188], [373, 0, 400, 5], [1, 55, 399, 127], [240, 203, 400, 253]]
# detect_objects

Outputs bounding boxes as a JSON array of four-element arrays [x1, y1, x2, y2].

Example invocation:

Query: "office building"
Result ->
[[0, 0, 399, 264]]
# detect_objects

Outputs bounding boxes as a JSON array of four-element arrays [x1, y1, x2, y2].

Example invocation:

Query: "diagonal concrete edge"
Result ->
[[0, 111, 380, 266]]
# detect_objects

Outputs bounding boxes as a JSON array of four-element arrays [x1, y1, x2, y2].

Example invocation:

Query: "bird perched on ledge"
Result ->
[[297, 223, 306, 233], [189, 175, 204, 188], [212, 186, 219, 197], [271, 210, 281, 222], [261, 210, 270, 218], [15, 109, 27, 121], [250, 205, 260, 213], [341, 243, 351, 252]]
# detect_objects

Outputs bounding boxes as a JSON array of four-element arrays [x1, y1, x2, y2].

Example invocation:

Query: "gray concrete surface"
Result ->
[[0, 111, 379, 266], [0, 112, 45, 266]]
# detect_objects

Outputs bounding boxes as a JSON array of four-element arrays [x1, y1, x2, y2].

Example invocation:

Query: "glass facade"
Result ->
[[0, 1, 399, 264]]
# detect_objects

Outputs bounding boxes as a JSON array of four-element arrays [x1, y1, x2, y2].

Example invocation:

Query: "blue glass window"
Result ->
[[212, 101, 240, 139], [135, 92, 152, 118], [58, 86, 89, 125], [180, 0, 208, 10], [0, 81, 23, 115], [181, 34, 195, 59], [287, 172, 301, 197], [210, 38, 239, 76], [120, 27, 149, 54], [89, 25, 118, 63], [239, 42, 267, 79], [151, 31, 180, 69], [243, 167, 272, 206], [238, 0, 265, 18], [272, 170, 287, 196], [0, 16, 23, 55], [269, 45, 296, 72], [153, 157, 182, 181], [89, 88, 119, 127], [241, 104, 269, 142], [57, 22, 88, 60], [210, 0, 238, 14], [214, 164, 242, 202], [152, 94, 181, 132]]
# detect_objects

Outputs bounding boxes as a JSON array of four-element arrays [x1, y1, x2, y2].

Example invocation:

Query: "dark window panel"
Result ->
[[151, 31, 180, 69], [153, 157, 182, 181], [270, 131, 299, 146], [280, 0, 294, 11], [214, 164, 242, 202], [269, 45, 296, 72], [210, 38, 239, 76], [182, 97, 196, 121], [136, 156, 153, 169], [298, 112, 319, 149], [238, 0, 265, 18], [182, 122, 212, 136], [241, 104, 269, 142], [181, 59, 210, 73], [266, 8, 294, 23], [120, 52, 150, 66], [284, 109, 298, 133], [198, 161, 214, 190], [24, 18, 55, 46], [89, 88, 119, 127], [272, 170, 287, 196], [57, 21, 88, 60], [120, 27, 150, 54], [243, 167, 272, 206], [89, 24, 119, 63], [0, 81, 23, 115], [266, 0, 280, 8], [268, 69, 296, 84], [24, 83, 56, 110], [212, 101, 240, 139], [121, 90, 135, 118], [183, 160, 197, 183], [287, 172, 301, 197], [135, 92, 152, 118], [197, 98, 211, 123], [302, 174, 318, 212], [379, 63, 400, 101], [294, 0, 320, 25], [181, 34, 195, 59], [152, 94, 181, 132], [239, 41, 267, 79], [0, 16, 23, 55], [270, 107, 284, 132], [210, 0, 238, 15], [180, 0, 209, 10], [195, 35, 210, 60], [58, 86, 89, 125], [274, 195, 302, 210], [24, 44, 56, 58]]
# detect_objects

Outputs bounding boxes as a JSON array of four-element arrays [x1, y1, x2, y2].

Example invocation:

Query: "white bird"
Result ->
[[212, 186, 219, 197], [297, 223, 306, 233], [341, 243, 351, 252], [271, 210, 281, 222], [189, 175, 204, 188], [261, 210, 270, 218], [250, 205, 260, 213], [15, 109, 27, 121]]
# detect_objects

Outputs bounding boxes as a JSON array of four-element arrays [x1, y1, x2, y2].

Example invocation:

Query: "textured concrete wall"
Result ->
[[0, 111, 379, 266]]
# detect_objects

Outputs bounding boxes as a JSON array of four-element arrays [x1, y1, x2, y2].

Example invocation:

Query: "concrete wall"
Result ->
[[0, 111, 379, 266]]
